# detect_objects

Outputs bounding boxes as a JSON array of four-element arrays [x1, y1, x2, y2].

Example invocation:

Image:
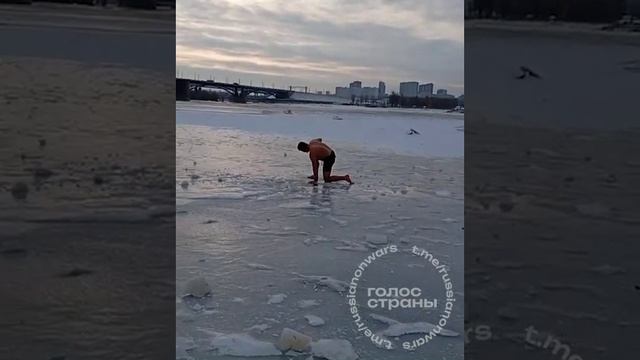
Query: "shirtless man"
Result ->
[[297, 138, 353, 185]]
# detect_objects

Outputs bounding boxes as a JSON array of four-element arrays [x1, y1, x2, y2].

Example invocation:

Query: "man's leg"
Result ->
[[323, 171, 353, 184]]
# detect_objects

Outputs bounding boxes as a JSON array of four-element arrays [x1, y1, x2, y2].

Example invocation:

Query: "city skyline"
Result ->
[[177, 74, 462, 99], [177, 0, 464, 95]]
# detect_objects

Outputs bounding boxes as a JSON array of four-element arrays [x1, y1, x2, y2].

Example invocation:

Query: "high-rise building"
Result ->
[[335, 87, 351, 99], [378, 81, 386, 98], [399, 81, 419, 97], [349, 81, 362, 88], [436, 89, 448, 95], [418, 83, 434, 97], [362, 87, 378, 99]]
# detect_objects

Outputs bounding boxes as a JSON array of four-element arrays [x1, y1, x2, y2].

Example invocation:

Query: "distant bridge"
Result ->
[[176, 78, 293, 102]]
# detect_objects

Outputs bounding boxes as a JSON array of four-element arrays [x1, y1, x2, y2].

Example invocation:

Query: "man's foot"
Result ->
[[345, 175, 354, 184]]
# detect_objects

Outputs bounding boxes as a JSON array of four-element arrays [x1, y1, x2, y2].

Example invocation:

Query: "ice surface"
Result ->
[[276, 328, 312, 352], [370, 314, 459, 337], [335, 240, 369, 252], [293, 273, 349, 293], [267, 293, 287, 304], [297, 299, 321, 309], [177, 102, 463, 157], [246, 324, 271, 333], [364, 233, 388, 245], [247, 263, 275, 271], [176, 103, 464, 359], [210, 333, 282, 356], [310, 339, 358, 360], [176, 336, 196, 360]]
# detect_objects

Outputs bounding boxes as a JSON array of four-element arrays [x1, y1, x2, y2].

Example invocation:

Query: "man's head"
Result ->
[[297, 141, 309, 152]]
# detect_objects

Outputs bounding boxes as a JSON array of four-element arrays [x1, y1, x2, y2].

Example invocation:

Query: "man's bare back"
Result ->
[[308, 138, 332, 159], [297, 138, 353, 185]]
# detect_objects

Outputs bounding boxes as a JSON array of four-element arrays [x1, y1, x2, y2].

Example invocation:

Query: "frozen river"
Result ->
[[176, 102, 464, 359], [177, 102, 463, 157]]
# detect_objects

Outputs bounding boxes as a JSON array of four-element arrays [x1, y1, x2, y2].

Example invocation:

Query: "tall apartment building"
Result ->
[[399, 81, 419, 97], [418, 83, 434, 97], [378, 81, 386, 98]]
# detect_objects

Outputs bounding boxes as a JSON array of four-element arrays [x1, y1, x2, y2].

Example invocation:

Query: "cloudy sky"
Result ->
[[177, 0, 464, 95]]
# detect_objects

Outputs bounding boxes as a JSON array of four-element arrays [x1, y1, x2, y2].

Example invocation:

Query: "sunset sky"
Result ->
[[177, 0, 464, 95]]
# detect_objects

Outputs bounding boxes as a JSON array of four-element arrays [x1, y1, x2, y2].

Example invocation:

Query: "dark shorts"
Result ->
[[322, 151, 336, 173]]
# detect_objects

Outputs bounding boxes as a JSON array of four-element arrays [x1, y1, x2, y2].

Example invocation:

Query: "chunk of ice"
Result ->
[[305, 315, 326, 327], [276, 328, 312, 352], [183, 277, 211, 298], [293, 273, 349, 293], [267, 293, 287, 304]]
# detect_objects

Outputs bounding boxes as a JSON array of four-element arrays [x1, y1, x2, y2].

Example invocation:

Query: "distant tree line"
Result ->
[[469, 0, 628, 22], [388, 92, 458, 110]]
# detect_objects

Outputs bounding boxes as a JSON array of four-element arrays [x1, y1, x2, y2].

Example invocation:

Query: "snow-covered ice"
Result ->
[[176, 102, 463, 359], [177, 102, 463, 157]]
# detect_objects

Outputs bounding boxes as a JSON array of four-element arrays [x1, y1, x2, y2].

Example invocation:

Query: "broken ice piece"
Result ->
[[183, 277, 211, 298], [276, 328, 312, 353], [304, 315, 325, 327], [267, 293, 287, 304], [293, 273, 349, 293]]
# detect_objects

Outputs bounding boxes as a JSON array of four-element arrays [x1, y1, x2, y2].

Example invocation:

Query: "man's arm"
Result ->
[[309, 154, 320, 184]]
